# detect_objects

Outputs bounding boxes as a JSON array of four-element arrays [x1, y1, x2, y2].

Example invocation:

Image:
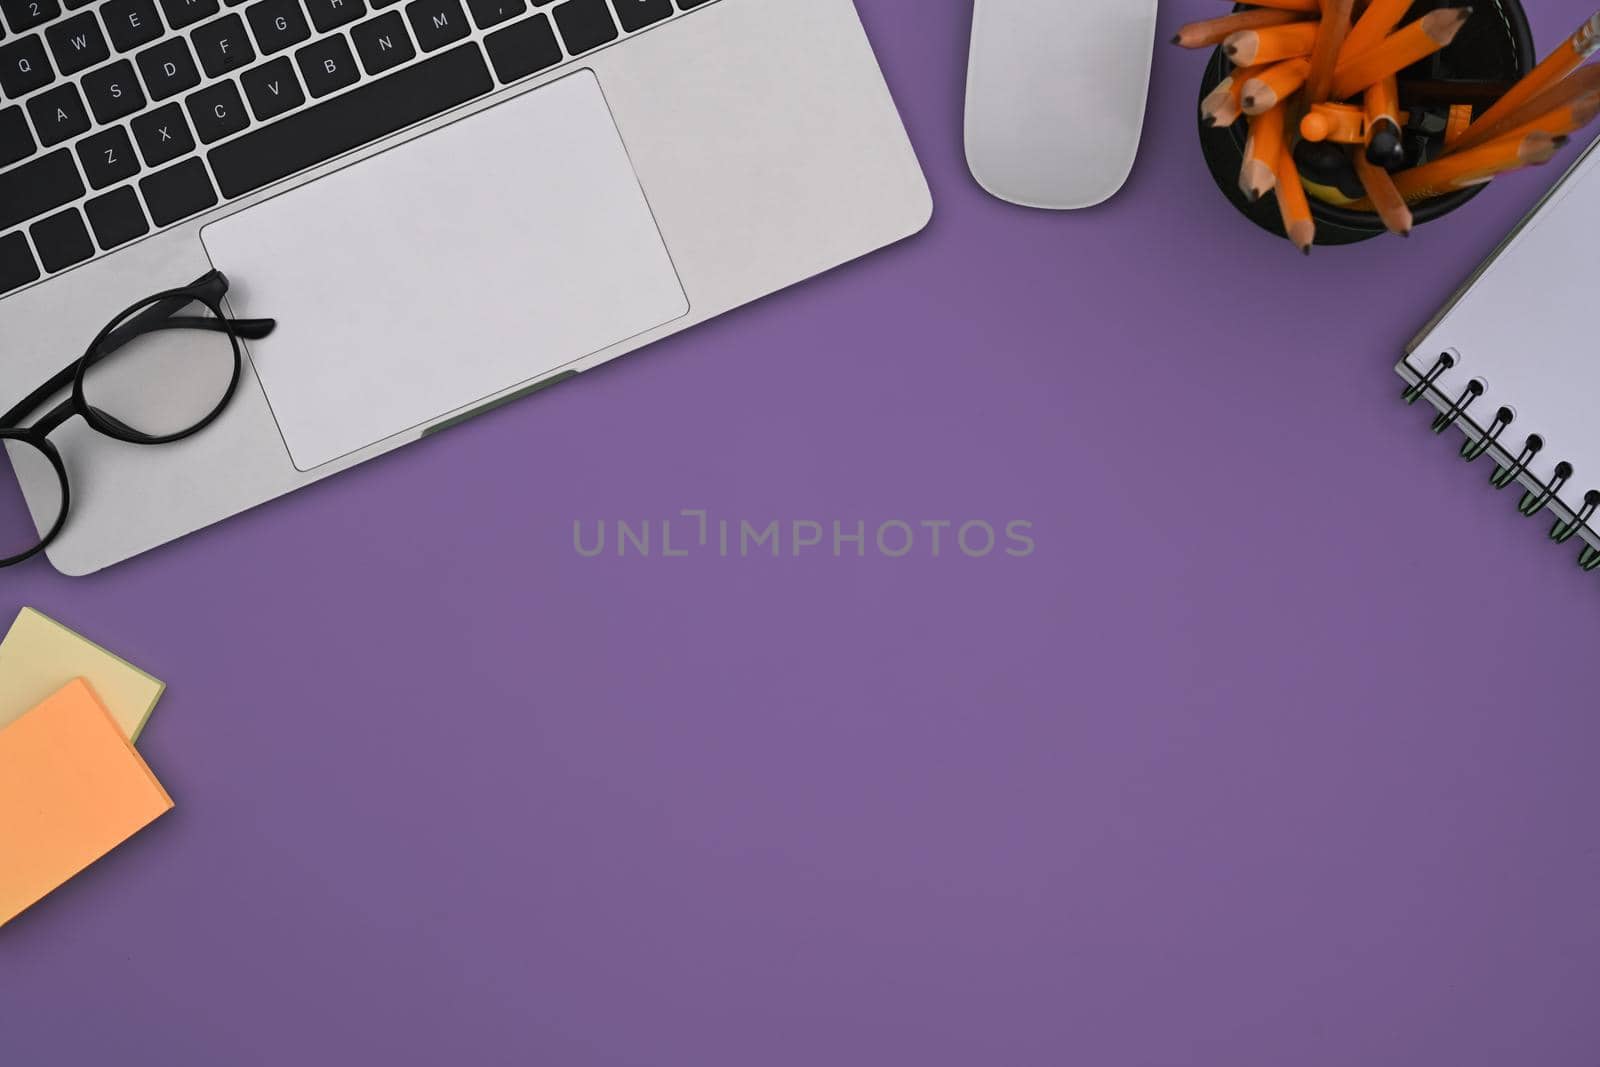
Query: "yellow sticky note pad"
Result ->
[[0, 607, 164, 742], [0, 679, 173, 928]]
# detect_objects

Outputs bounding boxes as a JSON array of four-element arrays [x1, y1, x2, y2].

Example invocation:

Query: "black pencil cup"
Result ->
[[1197, 0, 1534, 245]]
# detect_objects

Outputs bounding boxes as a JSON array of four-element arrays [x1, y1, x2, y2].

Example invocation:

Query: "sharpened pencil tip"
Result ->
[[1170, 34, 1180, 44], [1301, 246, 1311, 256]]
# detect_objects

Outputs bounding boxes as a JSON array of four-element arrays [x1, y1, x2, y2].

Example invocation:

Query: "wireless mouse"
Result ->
[[964, 0, 1159, 209]]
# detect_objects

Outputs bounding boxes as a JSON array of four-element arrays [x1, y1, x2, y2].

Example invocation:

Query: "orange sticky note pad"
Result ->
[[0, 679, 173, 928]]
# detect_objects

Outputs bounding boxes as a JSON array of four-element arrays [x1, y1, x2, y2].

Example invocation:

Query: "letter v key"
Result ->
[[242, 59, 306, 122]]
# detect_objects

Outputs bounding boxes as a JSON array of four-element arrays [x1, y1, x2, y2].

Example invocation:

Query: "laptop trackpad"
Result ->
[[201, 71, 688, 472]]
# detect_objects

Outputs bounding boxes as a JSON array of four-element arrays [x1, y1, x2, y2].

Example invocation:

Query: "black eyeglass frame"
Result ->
[[0, 269, 275, 568]]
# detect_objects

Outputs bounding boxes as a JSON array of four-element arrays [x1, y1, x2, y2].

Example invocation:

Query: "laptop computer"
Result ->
[[0, 0, 930, 574]]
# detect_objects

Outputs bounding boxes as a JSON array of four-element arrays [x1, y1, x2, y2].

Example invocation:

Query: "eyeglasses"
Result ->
[[0, 270, 275, 567]]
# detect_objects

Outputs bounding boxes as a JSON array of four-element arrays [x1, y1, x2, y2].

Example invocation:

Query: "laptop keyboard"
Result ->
[[0, 0, 717, 295]]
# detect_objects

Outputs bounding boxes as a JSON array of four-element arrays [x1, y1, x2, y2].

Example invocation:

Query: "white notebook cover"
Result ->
[[1400, 136, 1600, 553]]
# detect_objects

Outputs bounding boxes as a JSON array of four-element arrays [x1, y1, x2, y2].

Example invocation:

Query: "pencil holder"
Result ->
[[1197, 0, 1534, 245]]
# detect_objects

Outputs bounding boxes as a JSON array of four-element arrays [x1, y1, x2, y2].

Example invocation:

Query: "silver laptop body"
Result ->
[[0, 0, 930, 574]]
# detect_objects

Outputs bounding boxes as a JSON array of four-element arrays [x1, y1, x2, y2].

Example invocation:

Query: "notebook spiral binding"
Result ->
[[1405, 351, 1600, 572]]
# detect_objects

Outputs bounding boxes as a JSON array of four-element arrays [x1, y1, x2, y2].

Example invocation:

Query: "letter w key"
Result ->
[[46, 13, 112, 76]]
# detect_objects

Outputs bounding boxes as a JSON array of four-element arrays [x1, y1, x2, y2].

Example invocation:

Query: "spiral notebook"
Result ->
[[1399, 136, 1600, 571]]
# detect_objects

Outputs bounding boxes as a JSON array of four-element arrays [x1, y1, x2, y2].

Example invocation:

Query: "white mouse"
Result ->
[[964, 0, 1159, 210]]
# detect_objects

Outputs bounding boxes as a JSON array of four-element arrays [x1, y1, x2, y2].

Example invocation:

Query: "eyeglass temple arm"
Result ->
[[1, 273, 272, 428], [2, 372, 66, 429], [85, 269, 273, 363], [116, 315, 278, 341], [2, 317, 277, 427], [95, 311, 277, 357], [4, 274, 188, 428]]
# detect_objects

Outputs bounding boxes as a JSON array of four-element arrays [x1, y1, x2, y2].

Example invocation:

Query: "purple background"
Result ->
[[4, 1, 1599, 1063]]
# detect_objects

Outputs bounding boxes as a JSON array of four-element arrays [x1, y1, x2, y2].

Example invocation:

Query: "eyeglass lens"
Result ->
[[82, 295, 238, 440]]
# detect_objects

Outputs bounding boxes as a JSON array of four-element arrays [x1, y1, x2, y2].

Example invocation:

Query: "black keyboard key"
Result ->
[[245, 0, 309, 54], [304, 0, 361, 33], [210, 42, 489, 197], [29, 207, 92, 271], [25, 81, 86, 144], [44, 11, 107, 74], [0, 35, 53, 97], [551, 0, 613, 54], [240, 55, 301, 119], [484, 13, 557, 83], [131, 101, 193, 164], [609, 0, 667, 32], [137, 36, 200, 99], [185, 78, 246, 141], [295, 31, 355, 96], [676, 0, 710, 7], [85, 185, 148, 247], [464, 0, 521, 30], [0, 231, 40, 294], [349, 10, 410, 74], [404, 0, 465, 51], [0, 149, 83, 230], [1, 0, 59, 34], [0, 104, 34, 166], [139, 156, 215, 223], [157, 0, 217, 30], [102, 0, 163, 52], [82, 59, 146, 123], [64, 0, 90, 8], [191, 13, 253, 76], [77, 125, 139, 187]]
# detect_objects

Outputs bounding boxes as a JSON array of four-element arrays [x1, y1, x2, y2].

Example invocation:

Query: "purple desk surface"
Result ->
[[4, 2, 1599, 1063]]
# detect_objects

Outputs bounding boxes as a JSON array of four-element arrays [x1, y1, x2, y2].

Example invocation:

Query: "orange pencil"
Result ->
[[1225, 21, 1321, 66], [1363, 75, 1401, 129], [1242, 57, 1312, 114], [1446, 63, 1600, 149], [1362, 76, 1406, 166], [1227, 63, 1269, 110], [1392, 131, 1564, 201], [1240, 104, 1286, 201], [1276, 145, 1315, 254], [1305, 0, 1355, 103], [1454, 13, 1600, 151], [1444, 103, 1474, 144], [1330, 9, 1472, 101], [1201, 68, 1270, 128], [1354, 151, 1413, 235], [1494, 92, 1600, 143], [1340, 0, 1413, 63], [1201, 77, 1243, 127], [1173, 8, 1310, 49]]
